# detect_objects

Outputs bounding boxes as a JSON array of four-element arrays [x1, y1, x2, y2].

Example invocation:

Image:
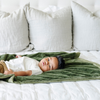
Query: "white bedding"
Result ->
[[0, 51, 100, 100]]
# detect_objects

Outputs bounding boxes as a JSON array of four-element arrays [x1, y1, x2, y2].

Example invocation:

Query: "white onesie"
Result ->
[[5, 57, 43, 75]]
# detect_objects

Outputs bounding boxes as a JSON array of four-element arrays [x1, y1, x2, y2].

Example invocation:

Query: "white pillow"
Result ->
[[24, 4, 72, 51], [43, 5, 63, 14], [0, 7, 29, 53], [71, 1, 100, 50]]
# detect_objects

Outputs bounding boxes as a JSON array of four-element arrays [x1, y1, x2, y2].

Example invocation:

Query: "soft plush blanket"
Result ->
[[0, 52, 100, 84]]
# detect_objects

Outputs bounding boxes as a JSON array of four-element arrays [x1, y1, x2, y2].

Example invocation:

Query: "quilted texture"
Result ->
[[0, 0, 100, 13], [0, 51, 100, 100]]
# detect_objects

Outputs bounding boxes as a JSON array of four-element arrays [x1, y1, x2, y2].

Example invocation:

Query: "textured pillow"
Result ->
[[71, 1, 100, 50], [0, 7, 29, 53], [24, 4, 72, 51]]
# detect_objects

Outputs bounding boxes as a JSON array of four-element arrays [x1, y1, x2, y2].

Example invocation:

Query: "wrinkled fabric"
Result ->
[[0, 52, 100, 84]]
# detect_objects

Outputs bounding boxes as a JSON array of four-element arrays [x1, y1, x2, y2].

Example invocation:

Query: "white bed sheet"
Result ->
[[0, 51, 100, 100]]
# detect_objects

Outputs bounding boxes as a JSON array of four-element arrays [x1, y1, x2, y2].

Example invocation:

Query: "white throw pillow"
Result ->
[[0, 7, 29, 53], [71, 1, 100, 50], [43, 5, 63, 14], [24, 4, 72, 51]]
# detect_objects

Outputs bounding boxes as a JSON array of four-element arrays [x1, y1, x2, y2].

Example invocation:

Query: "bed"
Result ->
[[0, 51, 100, 100], [0, 0, 100, 100]]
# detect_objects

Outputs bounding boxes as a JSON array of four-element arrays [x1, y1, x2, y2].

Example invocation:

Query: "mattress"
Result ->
[[0, 51, 100, 100]]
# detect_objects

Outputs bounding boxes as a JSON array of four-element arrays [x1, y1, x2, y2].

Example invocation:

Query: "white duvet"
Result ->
[[0, 51, 100, 100]]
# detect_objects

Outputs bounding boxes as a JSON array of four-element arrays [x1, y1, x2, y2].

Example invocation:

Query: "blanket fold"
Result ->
[[0, 52, 100, 84]]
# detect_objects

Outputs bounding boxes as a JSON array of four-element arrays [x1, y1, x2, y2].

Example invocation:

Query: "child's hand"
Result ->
[[4, 69, 14, 75], [16, 55, 22, 58]]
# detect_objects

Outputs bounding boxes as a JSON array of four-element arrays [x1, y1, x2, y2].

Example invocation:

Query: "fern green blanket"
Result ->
[[0, 52, 100, 84]]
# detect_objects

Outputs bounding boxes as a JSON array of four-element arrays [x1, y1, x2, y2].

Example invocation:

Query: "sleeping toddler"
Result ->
[[2, 55, 65, 76]]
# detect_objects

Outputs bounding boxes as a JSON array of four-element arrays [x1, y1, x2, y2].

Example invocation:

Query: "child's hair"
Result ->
[[56, 56, 65, 69]]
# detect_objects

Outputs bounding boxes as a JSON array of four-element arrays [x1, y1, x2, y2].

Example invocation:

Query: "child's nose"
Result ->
[[46, 61, 49, 65]]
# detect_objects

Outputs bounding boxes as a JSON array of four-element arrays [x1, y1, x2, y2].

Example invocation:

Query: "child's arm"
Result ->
[[4, 69, 32, 76]]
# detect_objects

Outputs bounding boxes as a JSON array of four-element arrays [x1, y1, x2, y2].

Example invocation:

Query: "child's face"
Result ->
[[38, 57, 58, 72]]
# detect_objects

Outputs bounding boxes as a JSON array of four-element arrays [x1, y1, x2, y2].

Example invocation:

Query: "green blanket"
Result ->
[[0, 52, 100, 84]]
